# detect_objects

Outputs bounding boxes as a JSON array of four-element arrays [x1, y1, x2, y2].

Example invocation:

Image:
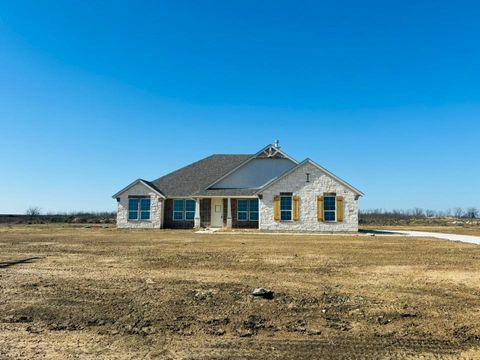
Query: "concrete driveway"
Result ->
[[375, 230, 480, 245]]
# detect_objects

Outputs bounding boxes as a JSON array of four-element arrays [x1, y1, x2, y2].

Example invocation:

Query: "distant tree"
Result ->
[[25, 206, 42, 217], [425, 209, 436, 218], [413, 208, 424, 217], [453, 208, 464, 218], [465, 208, 479, 219]]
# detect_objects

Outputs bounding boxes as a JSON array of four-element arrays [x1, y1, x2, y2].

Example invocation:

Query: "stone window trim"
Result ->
[[128, 196, 151, 222]]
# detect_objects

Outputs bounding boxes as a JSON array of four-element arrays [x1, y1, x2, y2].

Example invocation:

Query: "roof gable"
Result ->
[[257, 159, 364, 196], [205, 144, 298, 189], [112, 179, 166, 199]]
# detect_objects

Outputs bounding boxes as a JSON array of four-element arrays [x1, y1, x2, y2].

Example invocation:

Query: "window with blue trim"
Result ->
[[249, 199, 258, 221], [324, 195, 336, 222], [128, 197, 150, 221], [185, 200, 195, 220], [280, 195, 292, 221], [237, 199, 259, 221], [237, 200, 248, 221], [173, 199, 196, 221], [140, 198, 151, 220], [128, 198, 139, 220], [173, 199, 184, 220]]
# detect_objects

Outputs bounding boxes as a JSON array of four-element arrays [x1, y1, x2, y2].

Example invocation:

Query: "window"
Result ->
[[128, 197, 150, 221], [140, 198, 151, 220], [237, 199, 259, 221], [173, 199, 196, 221], [128, 198, 139, 220], [324, 195, 336, 222], [185, 200, 195, 220], [249, 199, 259, 221], [237, 200, 248, 221], [173, 199, 184, 220], [280, 195, 292, 221]]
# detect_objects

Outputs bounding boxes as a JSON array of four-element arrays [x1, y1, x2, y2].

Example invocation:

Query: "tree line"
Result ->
[[360, 207, 479, 219]]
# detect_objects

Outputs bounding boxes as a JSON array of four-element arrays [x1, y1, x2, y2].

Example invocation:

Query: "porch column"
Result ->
[[226, 197, 232, 229], [194, 198, 201, 228]]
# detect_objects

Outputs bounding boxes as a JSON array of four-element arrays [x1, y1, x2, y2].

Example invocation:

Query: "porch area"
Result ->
[[163, 198, 259, 229]]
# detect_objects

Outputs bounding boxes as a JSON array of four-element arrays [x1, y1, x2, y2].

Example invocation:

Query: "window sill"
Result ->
[[128, 220, 151, 223]]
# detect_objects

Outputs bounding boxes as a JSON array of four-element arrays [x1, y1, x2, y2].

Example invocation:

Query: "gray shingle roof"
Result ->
[[195, 188, 258, 197], [151, 154, 252, 197]]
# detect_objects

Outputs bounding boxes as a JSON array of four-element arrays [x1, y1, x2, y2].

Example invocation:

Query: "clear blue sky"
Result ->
[[1, 1, 479, 214]]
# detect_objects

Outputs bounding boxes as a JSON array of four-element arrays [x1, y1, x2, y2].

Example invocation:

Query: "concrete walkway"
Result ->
[[375, 230, 480, 245]]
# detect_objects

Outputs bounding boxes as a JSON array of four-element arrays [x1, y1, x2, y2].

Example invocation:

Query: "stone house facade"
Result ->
[[113, 143, 363, 232]]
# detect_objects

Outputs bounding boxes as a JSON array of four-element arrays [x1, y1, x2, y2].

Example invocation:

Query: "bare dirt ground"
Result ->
[[363, 225, 480, 237], [1, 225, 480, 359]]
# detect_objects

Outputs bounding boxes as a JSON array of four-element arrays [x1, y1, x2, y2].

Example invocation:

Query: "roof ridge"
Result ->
[[210, 153, 252, 156]]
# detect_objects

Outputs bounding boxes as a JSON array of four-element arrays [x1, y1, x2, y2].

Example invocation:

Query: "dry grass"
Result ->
[[1, 224, 480, 359]]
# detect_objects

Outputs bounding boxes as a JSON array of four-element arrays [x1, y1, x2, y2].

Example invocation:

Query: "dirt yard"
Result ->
[[1, 225, 480, 359]]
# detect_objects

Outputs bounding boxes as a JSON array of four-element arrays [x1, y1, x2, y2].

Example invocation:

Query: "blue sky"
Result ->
[[0, 1, 479, 213]]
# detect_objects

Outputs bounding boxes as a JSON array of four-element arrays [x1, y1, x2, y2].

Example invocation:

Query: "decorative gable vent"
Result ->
[[257, 143, 287, 159]]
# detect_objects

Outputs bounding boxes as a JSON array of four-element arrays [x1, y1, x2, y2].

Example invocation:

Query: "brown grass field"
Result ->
[[1, 225, 480, 359]]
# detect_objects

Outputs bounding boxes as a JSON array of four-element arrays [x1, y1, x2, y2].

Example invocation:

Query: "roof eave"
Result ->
[[112, 179, 166, 199]]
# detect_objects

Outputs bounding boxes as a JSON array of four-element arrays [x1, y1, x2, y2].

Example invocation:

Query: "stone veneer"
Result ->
[[259, 162, 359, 232], [116, 182, 163, 229]]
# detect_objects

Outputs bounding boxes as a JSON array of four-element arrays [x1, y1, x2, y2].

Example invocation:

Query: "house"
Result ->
[[112, 142, 363, 232]]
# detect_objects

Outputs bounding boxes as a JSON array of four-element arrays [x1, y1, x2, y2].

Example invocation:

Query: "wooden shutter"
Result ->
[[293, 195, 299, 221], [337, 196, 344, 223], [273, 195, 280, 221], [317, 196, 324, 222]]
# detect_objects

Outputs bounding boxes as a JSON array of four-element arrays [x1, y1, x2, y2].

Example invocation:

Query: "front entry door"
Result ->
[[210, 198, 223, 227]]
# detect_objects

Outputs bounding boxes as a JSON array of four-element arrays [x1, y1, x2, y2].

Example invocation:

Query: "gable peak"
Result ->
[[256, 143, 286, 159]]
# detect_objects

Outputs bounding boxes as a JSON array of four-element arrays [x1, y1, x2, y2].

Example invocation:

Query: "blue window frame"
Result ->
[[249, 199, 259, 221], [173, 199, 184, 220], [280, 195, 292, 221], [128, 198, 139, 220], [140, 198, 151, 220], [324, 195, 336, 222], [128, 197, 150, 221], [237, 199, 259, 221], [237, 200, 248, 221], [173, 199, 196, 221], [185, 200, 195, 220]]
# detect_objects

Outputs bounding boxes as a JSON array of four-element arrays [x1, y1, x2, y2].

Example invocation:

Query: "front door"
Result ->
[[210, 198, 223, 227]]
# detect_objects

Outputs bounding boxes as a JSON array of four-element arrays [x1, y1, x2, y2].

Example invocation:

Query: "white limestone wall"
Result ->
[[259, 162, 359, 232], [116, 182, 163, 229]]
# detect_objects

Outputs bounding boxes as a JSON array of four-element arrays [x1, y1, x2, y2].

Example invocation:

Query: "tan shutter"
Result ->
[[337, 196, 344, 223], [293, 195, 299, 221], [273, 195, 280, 221], [317, 196, 324, 222]]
